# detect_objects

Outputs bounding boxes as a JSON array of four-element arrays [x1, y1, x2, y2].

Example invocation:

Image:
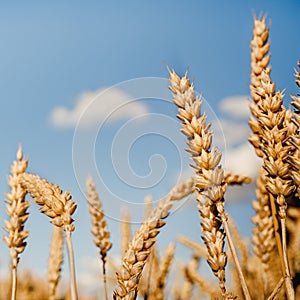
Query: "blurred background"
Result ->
[[0, 0, 299, 296]]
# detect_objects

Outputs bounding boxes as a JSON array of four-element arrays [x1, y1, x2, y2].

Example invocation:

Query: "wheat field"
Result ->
[[1, 15, 300, 300]]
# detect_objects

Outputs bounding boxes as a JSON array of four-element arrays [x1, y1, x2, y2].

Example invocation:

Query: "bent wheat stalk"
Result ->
[[113, 177, 194, 300], [18, 173, 78, 300], [3, 146, 30, 300]]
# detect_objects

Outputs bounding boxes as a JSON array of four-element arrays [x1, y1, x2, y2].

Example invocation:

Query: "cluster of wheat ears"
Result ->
[[2, 15, 300, 300]]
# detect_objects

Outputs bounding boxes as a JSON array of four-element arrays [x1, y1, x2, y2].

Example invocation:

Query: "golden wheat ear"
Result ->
[[3, 146, 30, 300], [85, 176, 112, 300], [18, 173, 78, 300], [169, 69, 251, 299]]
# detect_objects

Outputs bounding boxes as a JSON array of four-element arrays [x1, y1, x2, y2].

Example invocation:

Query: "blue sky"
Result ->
[[0, 1, 299, 295]]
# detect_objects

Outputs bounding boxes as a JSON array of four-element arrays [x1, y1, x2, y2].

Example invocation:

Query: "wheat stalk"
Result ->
[[113, 177, 194, 300], [169, 69, 251, 299], [18, 173, 78, 300], [48, 226, 64, 300], [3, 146, 30, 300], [85, 176, 112, 300]]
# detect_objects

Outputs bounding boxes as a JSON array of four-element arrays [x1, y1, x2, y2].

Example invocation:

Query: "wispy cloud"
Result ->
[[219, 95, 251, 119], [50, 87, 149, 129], [217, 94, 261, 178]]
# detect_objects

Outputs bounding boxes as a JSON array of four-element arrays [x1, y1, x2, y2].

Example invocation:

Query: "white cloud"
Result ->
[[212, 118, 250, 147], [219, 95, 251, 119], [50, 87, 149, 128], [223, 142, 261, 178]]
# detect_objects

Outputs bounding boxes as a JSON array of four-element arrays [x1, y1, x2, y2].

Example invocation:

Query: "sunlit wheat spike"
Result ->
[[86, 177, 112, 261], [85, 176, 112, 300], [48, 226, 64, 300], [3, 146, 30, 300], [113, 177, 194, 300], [169, 68, 251, 298], [251, 66, 295, 298], [18, 173, 78, 300], [169, 71, 226, 291], [18, 173, 77, 232], [249, 15, 270, 158]]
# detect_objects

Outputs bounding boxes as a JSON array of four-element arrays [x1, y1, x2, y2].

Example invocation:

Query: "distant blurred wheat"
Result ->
[[1, 14, 299, 300]]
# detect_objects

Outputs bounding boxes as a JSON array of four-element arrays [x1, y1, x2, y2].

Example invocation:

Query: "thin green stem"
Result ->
[[66, 230, 78, 300]]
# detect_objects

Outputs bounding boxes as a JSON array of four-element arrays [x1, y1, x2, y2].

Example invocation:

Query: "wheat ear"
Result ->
[[3, 146, 30, 300], [248, 15, 270, 157], [169, 69, 251, 299], [18, 173, 78, 300], [85, 177, 112, 300], [248, 15, 285, 295], [48, 226, 64, 300], [113, 177, 193, 300], [256, 68, 295, 298]]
